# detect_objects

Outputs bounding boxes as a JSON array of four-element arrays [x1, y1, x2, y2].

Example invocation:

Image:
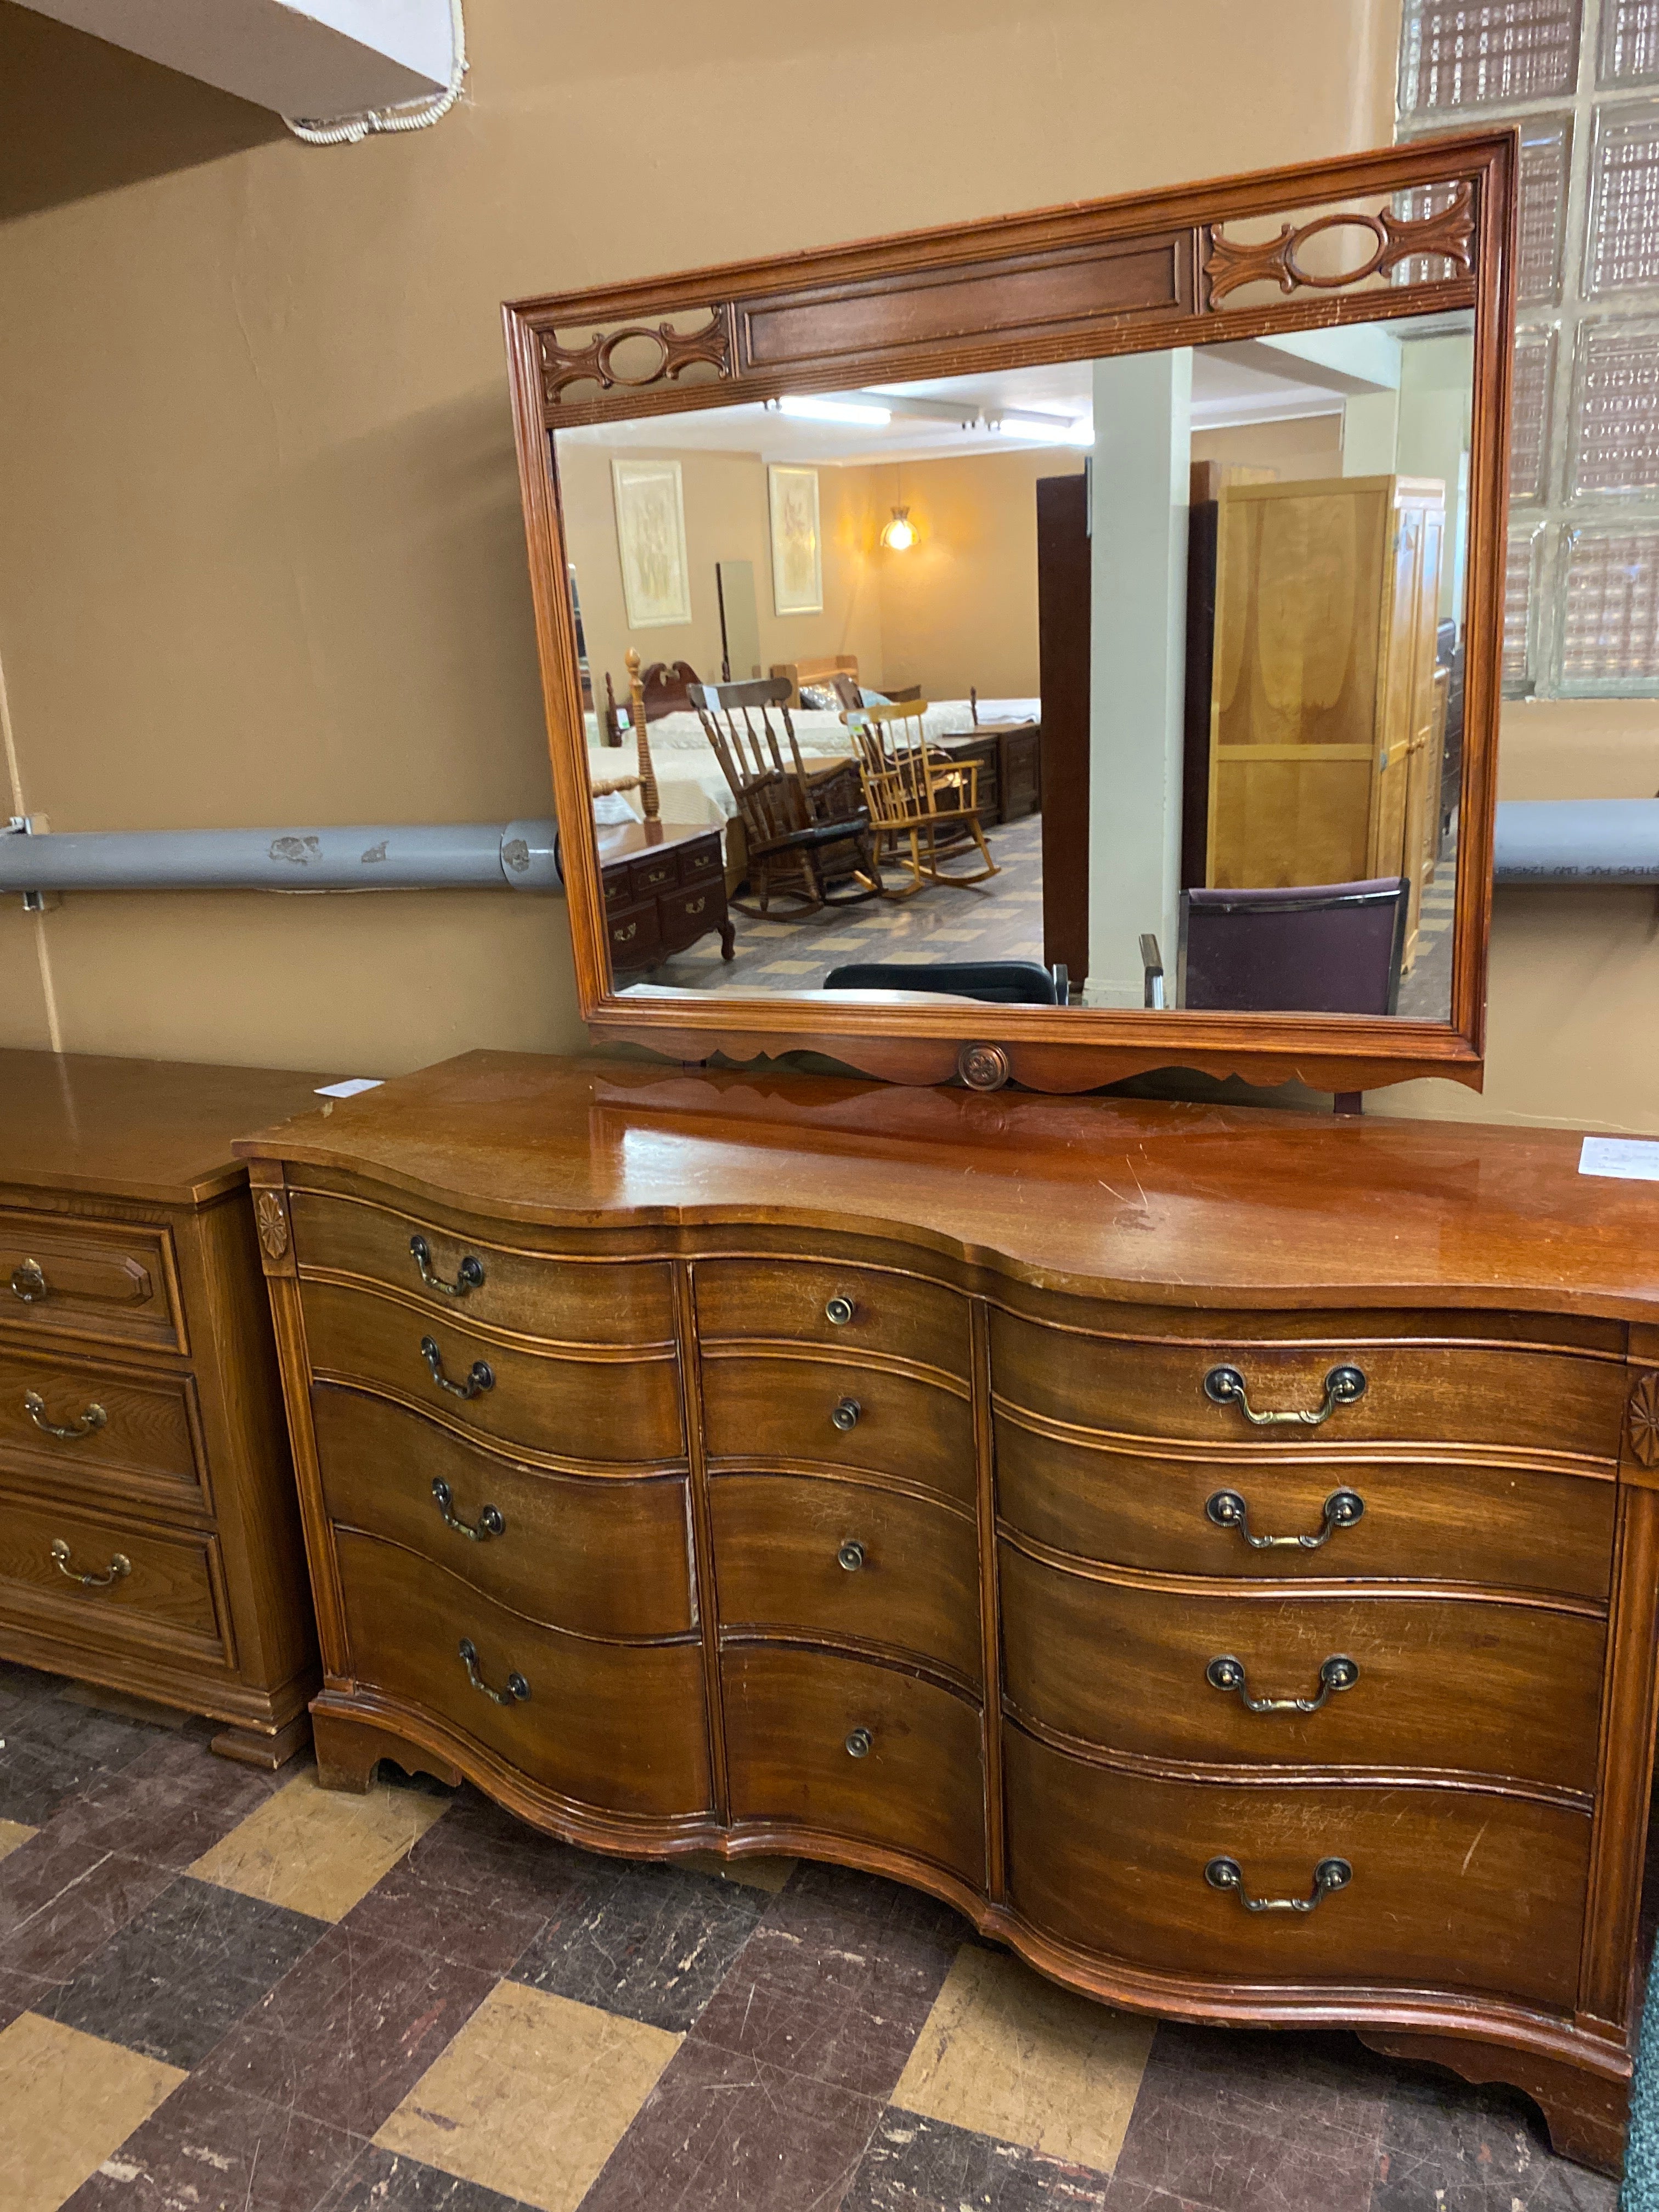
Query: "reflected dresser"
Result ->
[[0, 1050, 324, 1764], [241, 1051, 1659, 2171]]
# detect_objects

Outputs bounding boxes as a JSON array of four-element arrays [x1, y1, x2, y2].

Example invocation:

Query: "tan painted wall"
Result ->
[[1189, 415, 1345, 481]]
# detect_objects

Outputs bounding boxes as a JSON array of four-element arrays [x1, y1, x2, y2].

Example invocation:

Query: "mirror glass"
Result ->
[[555, 307, 1473, 1023]]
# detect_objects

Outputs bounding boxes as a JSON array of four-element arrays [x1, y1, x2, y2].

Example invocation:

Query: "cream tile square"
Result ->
[[0, 1818, 37, 1862], [376, 1978, 679, 2212], [679, 1848, 797, 1893], [0, 2012, 184, 2212], [188, 1762, 448, 1920], [891, 1942, 1154, 2172]]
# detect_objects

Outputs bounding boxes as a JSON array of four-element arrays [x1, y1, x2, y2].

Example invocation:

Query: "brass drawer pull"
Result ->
[[1206, 1653, 1359, 1713], [10, 1259, 47, 1304], [825, 1295, 855, 1326], [458, 1637, 529, 1705], [410, 1235, 485, 1298], [845, 1726, 873, 1758], [1205, 1487, 1364, 1551], [1205, 1854, 1352, 1914], [25, 1391, 107, 1442], [1204, 1363, 1367, 1428], [831, 1396, 862, 1432], [837, 1539, 867, 1572], [420, 1337, 494, 1399], [432, 1478, 505, 1542], [51, 1537, 130, 1589]]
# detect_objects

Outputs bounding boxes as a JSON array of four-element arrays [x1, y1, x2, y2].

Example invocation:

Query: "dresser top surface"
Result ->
[[1, 1049, 330, 1206], [237, 1050, 1659, 1318]]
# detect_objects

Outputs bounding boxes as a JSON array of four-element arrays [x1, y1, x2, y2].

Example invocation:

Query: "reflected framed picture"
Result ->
[[611, 458, 692, 628], [768, 464, 823, 615]]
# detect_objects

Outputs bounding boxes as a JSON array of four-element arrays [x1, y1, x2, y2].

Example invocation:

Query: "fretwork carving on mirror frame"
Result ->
[[503, 132, 1517, 1098]]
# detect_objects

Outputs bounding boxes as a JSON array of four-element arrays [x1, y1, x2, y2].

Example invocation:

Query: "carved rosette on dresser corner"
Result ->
[[240, 1054, 1659, 2179]]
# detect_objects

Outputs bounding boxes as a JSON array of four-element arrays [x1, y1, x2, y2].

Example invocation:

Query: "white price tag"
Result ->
[[1578, 1136, 1659, 1181], [315, 1079, 383, 1099]]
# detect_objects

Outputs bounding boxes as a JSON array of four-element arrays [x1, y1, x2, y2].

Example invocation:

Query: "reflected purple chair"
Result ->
[[1175, 878, 1410, 1017]]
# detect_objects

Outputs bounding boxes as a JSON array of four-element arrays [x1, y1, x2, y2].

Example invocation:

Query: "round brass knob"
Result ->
[[837, 1539, 866, 1572], [845, 1726, 873, 1758], [831, 1397, 861, 1432], [825, 1295, 855, 1327]]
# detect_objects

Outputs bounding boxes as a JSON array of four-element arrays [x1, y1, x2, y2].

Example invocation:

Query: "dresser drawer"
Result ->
[[723, 1644, 985, 1889], [300, 1280, 684, 1468], [314, 1386, 694, 1639], [0, 1492, 227, 1661], [290, 1193, 676, 1348], [678, 838, 722, 887], [696, 1259, 969, 1380], [335, 1530, 711, 1820], [1004, 1725, 1588, 2015], [1000, 1541, 1605, 1795], [0, 1344, 204, 1509], [701, 1352, 974, 1506], [629, 851, 681, 899], [991, 1312, 1627, 1463], [994, 1419, 1615, 1600], [0, 1211, 180, 1355], [607, 901, 662, 968], [711, 1471, 981, 1685]]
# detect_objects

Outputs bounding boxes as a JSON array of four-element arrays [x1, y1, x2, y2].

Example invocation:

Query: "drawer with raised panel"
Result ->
[[300, 1278, 684, 1468], [696, 1259, 969, 1379], [0, 1492, 227, 1661], [991, 1311, 1627, 1463], [0, 1211, 181, 1355], [290, 1192, 676, 1347], [993, 1418, 1616, 1599], [711, 1470, 981, 1685], [313, 1384, 693, 1639], [335, 1530, 710, 1821], [0, 1343, 205, 1509], [723, 1643, 985, 1889], [701, 1351, 974, 1505], [1004, 1723, 1589, 2015], [998, 1538, 1605, 1795]]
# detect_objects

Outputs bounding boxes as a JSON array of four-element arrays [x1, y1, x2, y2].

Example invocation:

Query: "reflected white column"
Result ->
[[1084, 347, 1191, 1009]]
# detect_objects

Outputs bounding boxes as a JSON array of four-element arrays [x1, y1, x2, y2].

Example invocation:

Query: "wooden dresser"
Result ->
[[596, 820, 733, 977], [1, 1051, 326, 1764], [241, 1053, 1659, 2170]]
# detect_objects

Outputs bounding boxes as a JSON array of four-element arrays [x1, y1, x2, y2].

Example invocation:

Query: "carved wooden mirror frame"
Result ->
[[504, 133, 1515, 1095]]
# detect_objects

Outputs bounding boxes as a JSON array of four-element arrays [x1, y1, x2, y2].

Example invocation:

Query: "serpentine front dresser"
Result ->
[[240, 1051, 1659, 2172]]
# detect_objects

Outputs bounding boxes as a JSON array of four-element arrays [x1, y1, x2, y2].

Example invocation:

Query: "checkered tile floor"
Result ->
[[0, 1661, 1627, 2210]]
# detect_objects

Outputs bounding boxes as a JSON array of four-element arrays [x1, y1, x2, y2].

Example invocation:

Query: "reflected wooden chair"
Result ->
[[843, 699, 999, 898], [689, 677, 879, 917], [591, 650, 660, 820]]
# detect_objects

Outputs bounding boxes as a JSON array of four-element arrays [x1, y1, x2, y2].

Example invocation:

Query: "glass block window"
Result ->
[[1403, 0, 1659, 693]]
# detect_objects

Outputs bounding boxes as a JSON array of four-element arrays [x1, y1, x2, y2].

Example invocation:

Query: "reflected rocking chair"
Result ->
[[843, 700, 999, 898], [689, 678, 880, 917]]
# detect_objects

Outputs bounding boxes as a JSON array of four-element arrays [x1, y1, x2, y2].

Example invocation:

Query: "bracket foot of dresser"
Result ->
[[210, 1712, 314, 1770], [312, 1702, 464, 1796], [1357, 2029, 1630, 2177]]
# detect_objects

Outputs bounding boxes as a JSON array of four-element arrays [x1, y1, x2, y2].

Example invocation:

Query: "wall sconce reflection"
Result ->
[[881, 506, 917, 552]]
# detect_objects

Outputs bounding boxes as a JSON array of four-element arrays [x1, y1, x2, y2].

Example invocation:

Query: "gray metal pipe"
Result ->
[[0, 819, 563, 894], [1493, 798, 1659, 884]]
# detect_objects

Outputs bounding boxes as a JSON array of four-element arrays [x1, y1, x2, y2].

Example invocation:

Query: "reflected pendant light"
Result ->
[[881, 505, 917, 552]]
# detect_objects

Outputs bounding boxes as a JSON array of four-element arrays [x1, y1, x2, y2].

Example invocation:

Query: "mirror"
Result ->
[[508, 138, 1511, 1093]]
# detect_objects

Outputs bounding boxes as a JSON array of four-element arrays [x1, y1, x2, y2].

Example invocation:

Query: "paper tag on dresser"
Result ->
[[316, 1078, 383, 1099], [1579, 1136, 1659, 1180]]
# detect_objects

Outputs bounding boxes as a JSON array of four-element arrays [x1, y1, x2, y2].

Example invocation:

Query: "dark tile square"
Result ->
[[0, 1839, 172, 1982], [196, 1921, 495, 2138], [60, 2073, 362, 2211], [1372, 2073, 1620, 2210], [0, 1959, 53, 2029], [509, 1854, 766, 2032], [579, 2036, 882, 2212], [343, 1789, 586, 1974], [781, 1857, 973, 1953], [320, 2144, 538, 2210], [843, 2109, 1115, 2209], [690, 1870, 959, 2097], [0, 1696, 165, 1826], [46, 1871, 328, 2068], [42, 1726, 280, 1869], [1110, 2024, 1384, 2212]]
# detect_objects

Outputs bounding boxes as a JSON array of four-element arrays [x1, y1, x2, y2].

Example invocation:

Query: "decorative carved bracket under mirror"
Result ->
[[505, 134, 1515, 1094]]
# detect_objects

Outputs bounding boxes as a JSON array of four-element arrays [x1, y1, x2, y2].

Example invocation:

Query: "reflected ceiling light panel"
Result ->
[[880, 506, 917, 552], [774, 394, 892, 426], [997, 410, 1093, 446]]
